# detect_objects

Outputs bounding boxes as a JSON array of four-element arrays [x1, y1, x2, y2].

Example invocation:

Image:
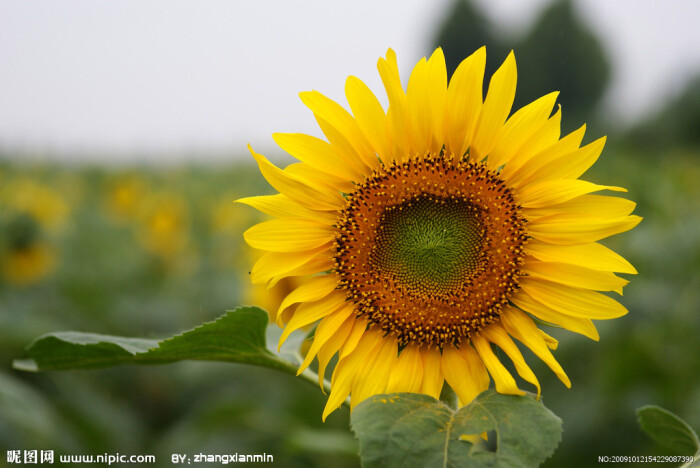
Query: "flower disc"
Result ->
[[335, 154, 527, 348]]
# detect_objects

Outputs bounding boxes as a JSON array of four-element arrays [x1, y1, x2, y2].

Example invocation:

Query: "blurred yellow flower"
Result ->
[[104, 174, 148, 223], [1, 242, 56, 286], [136, 193, 191, 260], [1, 177, 69, 286], [1, 178, 69, 232]]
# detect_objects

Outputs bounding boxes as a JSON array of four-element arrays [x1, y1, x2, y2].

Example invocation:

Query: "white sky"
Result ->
[[0, 0, 698, 162]]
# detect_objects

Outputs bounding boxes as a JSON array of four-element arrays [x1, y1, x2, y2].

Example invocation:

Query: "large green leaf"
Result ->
[[351, 390, 562, 468], [637, 405, 700, 456], [13, 306, 297, 375]]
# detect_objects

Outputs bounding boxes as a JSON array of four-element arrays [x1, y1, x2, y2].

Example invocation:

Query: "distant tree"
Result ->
[[432, 0, 510, 81], [432, 0, 611, 132], [514, 0, 611, 131]]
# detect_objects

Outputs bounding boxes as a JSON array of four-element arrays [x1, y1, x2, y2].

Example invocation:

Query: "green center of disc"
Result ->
[[370, 195, 485, 296]]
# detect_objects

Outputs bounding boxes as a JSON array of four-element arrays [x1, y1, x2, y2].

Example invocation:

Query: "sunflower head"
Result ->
[[240, 47, 640, 420]]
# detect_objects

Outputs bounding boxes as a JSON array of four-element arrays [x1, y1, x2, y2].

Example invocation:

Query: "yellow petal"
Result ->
[[243, 218, 334, 252], [250, 245, 331, 285], [332, 328, 382, 388], [268, 250, 334, 288], [278, 274, 339, 319], [314, 115, 369, 172], [540, 329, 559, 350], [402, 49, 449, 154], [472, 334, 524, 396], [345, 76, 390, 163], [459, 345, 491, 406], [249, 145, 341, 211], [500, 306, 571, 387], [525, 241, 637, 274], [521, 136, 606, 186], [549, 135, 607, 181], [237, 193, 336, 224], [339, 316, 368, 360], [518, 179, 626, 209], [505, 124, 587, 187], [442, 344, 490, 405], [316, 312, 356, 390], [481, 326, 541, 398], [524, 194, 637, 220], [273, 133, 362, 181], [297, 304, 354, 375], [426, 49, 448, 140], [527, 214, 642, 245], [405, 57, 430, 153], [510, 289, 600, 340], [300, 91, 378, 169], [386, 344, 424, 394], [278, 306, 295, 328], [323, 329, 384, 420], [285, 162, 355, 194], [522, 260, 629, 294], [279, 291, 346, 348], [506, 105, 562, 172], [420, 347, 444, 399], [377, 48, 406, 109], [445, 46, 486, 158], [520, 277, 628, 319], [471, 51, 517, 162], [351, 337, 397, 408], [488, 91, 559, 170], [377, 48, 409, 163], [323, 372, 353, 421]]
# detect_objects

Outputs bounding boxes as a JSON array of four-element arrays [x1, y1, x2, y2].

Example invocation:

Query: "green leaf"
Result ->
[[637, 405, 700, 455], [13, 306, 297, 376], [351, 390, 562, 468]]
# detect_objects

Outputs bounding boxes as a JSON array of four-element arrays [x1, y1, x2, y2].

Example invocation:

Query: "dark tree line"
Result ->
[[433, 0, 700, 150]]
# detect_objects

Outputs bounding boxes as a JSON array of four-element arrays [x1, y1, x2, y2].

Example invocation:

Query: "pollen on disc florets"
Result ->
[[333, 152, 528, 348]]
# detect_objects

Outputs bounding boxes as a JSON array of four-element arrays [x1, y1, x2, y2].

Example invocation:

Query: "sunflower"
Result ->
[[240, 47, 640, 420], [2, 241, 56, 286], [1, 178, 67, 286]]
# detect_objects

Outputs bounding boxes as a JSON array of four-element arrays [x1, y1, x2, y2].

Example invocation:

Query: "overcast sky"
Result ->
[[0, 0, 698, 162]]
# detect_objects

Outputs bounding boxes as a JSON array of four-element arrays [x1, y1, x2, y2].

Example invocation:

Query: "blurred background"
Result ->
[[1, 0, 699, 466]]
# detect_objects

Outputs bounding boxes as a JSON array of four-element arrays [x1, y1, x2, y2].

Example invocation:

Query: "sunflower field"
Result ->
[[1, 137, 699, 466]]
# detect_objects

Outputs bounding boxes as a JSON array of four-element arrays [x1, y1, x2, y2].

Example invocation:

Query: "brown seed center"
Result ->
[[333, 153, 527, 348]]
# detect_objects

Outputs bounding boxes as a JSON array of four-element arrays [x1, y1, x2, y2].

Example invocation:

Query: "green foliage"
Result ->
[[624, 76, 700, 151], [14, 306, 297, 375], [351, 391, 562, 468], [0, 371, 69, 448], [637, 406, 700, 456]]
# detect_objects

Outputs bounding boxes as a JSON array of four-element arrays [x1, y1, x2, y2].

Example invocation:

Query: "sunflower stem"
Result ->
[[439, 383, 458, 410]]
